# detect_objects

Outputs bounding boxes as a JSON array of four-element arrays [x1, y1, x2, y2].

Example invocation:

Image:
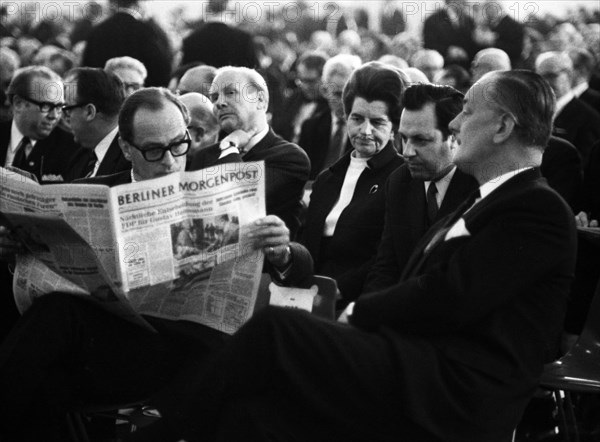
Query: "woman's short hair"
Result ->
[[342, 61, 408, 131]]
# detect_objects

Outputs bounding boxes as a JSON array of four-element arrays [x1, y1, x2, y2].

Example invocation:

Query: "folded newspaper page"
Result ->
[[0, 162, 266, 334]]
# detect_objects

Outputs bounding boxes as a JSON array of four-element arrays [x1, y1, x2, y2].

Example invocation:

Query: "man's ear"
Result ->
[[84, 103, 97, 122], [192, 127, 205, 142], [118, 136, 132, 161], [492, 113, 516, 144], [256, 90, 268, 111]]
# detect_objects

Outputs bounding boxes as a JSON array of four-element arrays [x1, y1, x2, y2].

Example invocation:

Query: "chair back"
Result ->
[[571, 277, 600, 354], [256, 273, 338, 320]]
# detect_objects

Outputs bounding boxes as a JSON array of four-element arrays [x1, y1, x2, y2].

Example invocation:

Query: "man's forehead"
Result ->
[[400, 104, 437, 131], [29, 76, 63, 101]]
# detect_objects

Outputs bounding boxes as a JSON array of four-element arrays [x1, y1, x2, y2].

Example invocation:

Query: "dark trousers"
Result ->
[[0, 292, 226, 442], [158, 306, 440, 442]]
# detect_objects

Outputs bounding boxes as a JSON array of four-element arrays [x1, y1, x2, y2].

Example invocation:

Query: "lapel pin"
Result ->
[[369, 185, 379, 194]]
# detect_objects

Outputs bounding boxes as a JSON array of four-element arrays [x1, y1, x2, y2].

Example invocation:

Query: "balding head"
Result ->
[[471, 48, 511, 82], [411, 50, 444, 82], [178, 65, 218, 97], [535, 51, 573, 99], [179, 92, 219, 154]]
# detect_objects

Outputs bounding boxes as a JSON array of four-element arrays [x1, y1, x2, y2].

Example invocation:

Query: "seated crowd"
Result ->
[[0, 0, 599, 440]]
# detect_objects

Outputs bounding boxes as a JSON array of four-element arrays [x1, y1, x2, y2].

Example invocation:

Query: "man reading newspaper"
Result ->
[[0, 88, 313, 442]]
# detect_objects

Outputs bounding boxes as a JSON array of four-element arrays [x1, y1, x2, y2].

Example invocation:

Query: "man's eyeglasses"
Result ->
[[20, 96, 64, 114], [126, 131, 191, 162], [62, 103, 88, 117]]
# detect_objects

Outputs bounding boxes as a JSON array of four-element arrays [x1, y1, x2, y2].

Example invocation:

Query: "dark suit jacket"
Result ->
[[64, 134, 131, 182], [298, 109, 351, 180], [0, 120, 81, 183], [423, 8, 478, 63], [303, 143, 403, 302], [82, 12, 172, 87], [189, 128, 310, 239], [181, 21, 258, 69], [352, 168, 577, 441], [553, 97, 600, 168], [541, 135, 582, 210], [491, 14, 525, 67], [271, 93, 328, 144], [579, 87, 600, 110], [364, 165, 478, 294]]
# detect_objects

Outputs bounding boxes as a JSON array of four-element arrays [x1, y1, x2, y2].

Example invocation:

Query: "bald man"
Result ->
[[471, 48, 511, 83], [179, 92, 219, 155], [411, 49, 444, 82], [177, 65, 217, 97]]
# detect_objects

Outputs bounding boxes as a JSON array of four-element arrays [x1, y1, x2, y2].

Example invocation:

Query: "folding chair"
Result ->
[[539, 278, 600, 442]]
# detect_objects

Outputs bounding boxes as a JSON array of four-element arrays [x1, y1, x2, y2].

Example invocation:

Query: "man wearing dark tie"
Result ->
[[63, 68, 131, 181], [0, 66, 79, 183], [126, 71, 577, 442], [365, 83, 478, 293]]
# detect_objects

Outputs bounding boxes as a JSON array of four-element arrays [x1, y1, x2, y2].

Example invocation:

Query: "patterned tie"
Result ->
[[85, 151, 98, 178], [12, 137, 32, 170], [426, 181, 438, 225], [323, 118, 346, 170]]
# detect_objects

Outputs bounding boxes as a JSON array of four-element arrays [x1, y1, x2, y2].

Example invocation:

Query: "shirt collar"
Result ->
[[425, 166, 456, 205], [243, 126, 269, 154], [571, 81, 589, 98], [10, 121, 37, 152], [117, 7, 142, 20], [90, 127, 119, 176], [479, 167, 533, 200], [555, 90, 575, 117]]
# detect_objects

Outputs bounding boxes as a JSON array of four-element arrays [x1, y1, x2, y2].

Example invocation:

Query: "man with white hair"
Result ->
[[177, 65, 217, 97], [298, 54, 361, 179], [470, 47, 511, 83], [536, 51, 600, 167], [411, 49, 444, 82], [179, 92, 219, 155], [567, 47, 600, 110], [104, 56, 148, 96], [190, 66, 310, 238]]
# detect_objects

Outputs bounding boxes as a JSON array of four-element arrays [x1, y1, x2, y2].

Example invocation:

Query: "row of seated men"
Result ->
[[0, 60, 599, 440]]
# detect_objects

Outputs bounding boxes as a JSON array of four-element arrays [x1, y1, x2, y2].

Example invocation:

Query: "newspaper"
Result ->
[[0, 162, 266, 334]]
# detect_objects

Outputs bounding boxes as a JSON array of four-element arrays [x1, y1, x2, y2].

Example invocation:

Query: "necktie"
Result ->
[[426, 181, 438, 225], [85, 151, 98, 178], [323, 119, 346, 170], [12, 137, 32, 170]]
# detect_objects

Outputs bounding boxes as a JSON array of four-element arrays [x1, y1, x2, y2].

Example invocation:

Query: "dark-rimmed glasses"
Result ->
[[126, 131, 191, 162], [62, 103, 89, 117], [19, 96, 64, 114]]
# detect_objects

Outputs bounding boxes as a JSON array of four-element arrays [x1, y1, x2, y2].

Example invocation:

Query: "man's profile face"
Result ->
[[63, 77, 88, 147], [449, 75, 501, 170], [122, 101, 187, 180], [209, 71, 265, 134], [14, 75, 63, 140], [322, 73, 347, 119], [399, 102, 453, 181]]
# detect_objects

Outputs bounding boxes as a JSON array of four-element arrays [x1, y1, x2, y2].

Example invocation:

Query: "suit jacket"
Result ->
[[364, 165, 478, 294], [82, 12, 172, 87], [423, 8, 478, 63], [352, 168, 577, 441], [541, 135, 582, 210], [181, 22, 258, 69], [553, 97, 600, 168], [303, 143, 404, 302], [491, 14, 525, 67], [579, 87, 600, 110], [75, 169, 132, 186], [298, 109, 351, 180], [189, 128, 310, 239], [64, 134, 131, 182], [0, 120, 81, 184], [271, 93, 328, 144]]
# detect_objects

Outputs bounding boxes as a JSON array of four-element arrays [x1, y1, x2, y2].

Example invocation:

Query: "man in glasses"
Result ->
[[63, 67, 131, 181], [0, 65, 79, 183], [0, 87, 312, 441]]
